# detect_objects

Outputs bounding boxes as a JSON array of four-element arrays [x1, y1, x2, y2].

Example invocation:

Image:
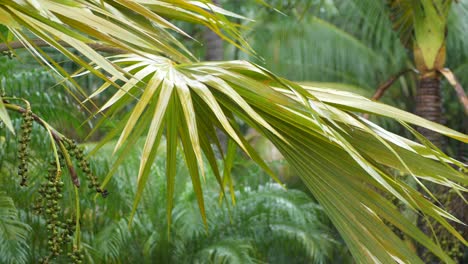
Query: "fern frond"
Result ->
[[194, 238, 256, 264], [92, 219, 132, 263], [0, 193, 31, 264]]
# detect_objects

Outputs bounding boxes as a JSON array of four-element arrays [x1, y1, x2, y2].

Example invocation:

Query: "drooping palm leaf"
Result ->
[[0, 95, 14, 133]]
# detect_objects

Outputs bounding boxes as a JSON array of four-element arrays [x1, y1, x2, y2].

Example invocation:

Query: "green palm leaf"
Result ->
[[0, 95, 14, 133]]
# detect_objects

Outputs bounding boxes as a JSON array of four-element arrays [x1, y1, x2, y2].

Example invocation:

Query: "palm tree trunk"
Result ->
[[415, 73, 468, 263], [415, 73, 443, 262], [203, 0, 223, 61], [204, 31, 223, 61], [203, 0, 226, 151], [414, 73, 445, 148]]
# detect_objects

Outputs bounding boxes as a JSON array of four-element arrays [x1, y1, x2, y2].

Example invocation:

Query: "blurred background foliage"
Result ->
[[1, 0, 467, 263]]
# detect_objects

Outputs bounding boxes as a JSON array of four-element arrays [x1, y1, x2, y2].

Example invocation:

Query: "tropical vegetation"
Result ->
[[0, 1, 466, 263]]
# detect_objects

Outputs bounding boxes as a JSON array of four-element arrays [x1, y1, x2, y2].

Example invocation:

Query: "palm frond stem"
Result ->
[[438, 68, 468, 114], [371, 69, 416, 101]]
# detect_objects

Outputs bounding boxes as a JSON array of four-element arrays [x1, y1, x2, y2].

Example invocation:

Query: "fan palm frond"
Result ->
[[87, 54, 467, 263]]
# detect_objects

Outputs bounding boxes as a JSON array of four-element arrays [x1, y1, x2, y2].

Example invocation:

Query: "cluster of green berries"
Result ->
[[422, 236, 464, 262], [381, 193, 404, 239], [421, 187, 465, 262], [35, 161, 76, 263], [18, 109, 33, 186], [64, 139, 108, 197], [1, 50, 15, 60], [6, 98, 110, 263], [435, 189, 464, 260], [68, 246, 85, 264]]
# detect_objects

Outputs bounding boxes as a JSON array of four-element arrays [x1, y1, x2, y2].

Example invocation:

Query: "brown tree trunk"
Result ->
[[203, 0, 227, 152], [414, 73, 445, 148], [415, 73, 442, 262], [204, 30, 224, 61], [415, 73, 467, 263], [203, 0, 223, 61]]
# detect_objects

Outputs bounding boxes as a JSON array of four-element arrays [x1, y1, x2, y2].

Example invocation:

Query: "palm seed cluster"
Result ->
[[63, 138, 108, 197], [17, 105, 33, 186], [421, 188, 464, 262], [7, 98, 107, 263], [35, 160, 77, 263]]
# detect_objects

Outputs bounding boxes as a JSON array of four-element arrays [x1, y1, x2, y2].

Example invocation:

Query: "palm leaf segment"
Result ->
[[0, 1, 467, 263]]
